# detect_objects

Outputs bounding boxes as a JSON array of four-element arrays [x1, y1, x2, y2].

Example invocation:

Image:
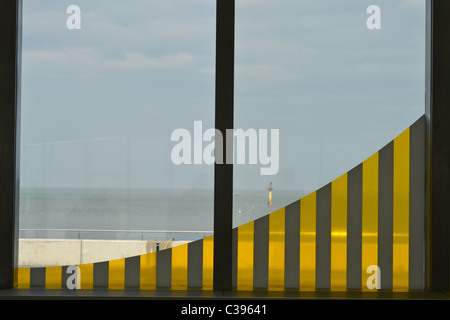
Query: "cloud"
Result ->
[[23, 47, 195, 73], [104, 52, 194, 70]]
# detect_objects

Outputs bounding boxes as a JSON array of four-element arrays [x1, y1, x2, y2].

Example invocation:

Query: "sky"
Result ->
[[20, 0, 426, 194]]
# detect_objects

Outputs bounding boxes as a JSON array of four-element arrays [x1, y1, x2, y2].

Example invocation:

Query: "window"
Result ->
[[3, 0, 443, 297]]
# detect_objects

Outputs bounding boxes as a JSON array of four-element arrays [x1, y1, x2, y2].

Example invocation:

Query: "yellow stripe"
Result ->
[[79, 263, 94, 289], [172, 244, 188, 290], [331, 173, 348, 291], [45, 266, 62, 289], [109, 258, 125, 290], [237, 221, 254, 290], [268, 207, 285, 291], [202, 236, 214, 290], [300, 192, 316, 291], [393, 128, 410, 291], [140, 252, 156, 290], [16, 268, 30, 289], [362, 152, 379, 291]]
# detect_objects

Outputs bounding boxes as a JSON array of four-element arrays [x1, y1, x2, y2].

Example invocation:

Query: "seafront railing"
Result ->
[[19, 228, 213, 241]]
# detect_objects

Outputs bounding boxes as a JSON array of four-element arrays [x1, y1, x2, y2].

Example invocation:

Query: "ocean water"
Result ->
[[19, 188, 308, 241]]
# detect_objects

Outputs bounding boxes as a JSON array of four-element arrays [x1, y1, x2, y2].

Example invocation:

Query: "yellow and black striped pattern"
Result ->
[[15, 116, 425, 292], [234, 116, 425, 291], [15, 236, 214, 290]]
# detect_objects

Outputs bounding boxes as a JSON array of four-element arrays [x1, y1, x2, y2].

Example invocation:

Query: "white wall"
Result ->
[[19, 239, 190, 267]]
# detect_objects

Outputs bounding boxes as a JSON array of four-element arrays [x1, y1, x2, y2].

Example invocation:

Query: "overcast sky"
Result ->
[[20, 0, 426, 193]]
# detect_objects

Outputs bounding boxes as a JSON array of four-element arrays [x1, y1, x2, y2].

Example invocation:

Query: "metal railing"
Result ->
[[19, 228, 213, 241]]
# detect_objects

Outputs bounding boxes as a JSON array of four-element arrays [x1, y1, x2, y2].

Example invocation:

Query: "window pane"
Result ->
[[19, 0, 215, 268], [233, 0, 426, 292]]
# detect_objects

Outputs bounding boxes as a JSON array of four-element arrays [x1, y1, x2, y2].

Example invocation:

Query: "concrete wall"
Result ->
[[19, 239, 190, 267]]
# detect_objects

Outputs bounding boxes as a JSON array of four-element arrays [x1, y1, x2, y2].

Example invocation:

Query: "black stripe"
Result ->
[[285, 200, 300, 289], [378, 141, 394, 290], [125, 256, 140, 288], [156, 249, 172, 288], [316, 183, 331, 289], [93, 261, 109, 288], [347, 164, 363, 289], [409, 115, 426, 290], [61, 266, 73, 290], [232, 228, 238, 289], [30, 267, 45, 288], [253, 215, 269, 289], [188, 239, 203, 288]]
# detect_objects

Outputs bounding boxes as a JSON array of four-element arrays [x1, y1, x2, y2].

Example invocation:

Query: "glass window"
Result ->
[[233, 0, 426, 292], [19, 0, 215, 267]]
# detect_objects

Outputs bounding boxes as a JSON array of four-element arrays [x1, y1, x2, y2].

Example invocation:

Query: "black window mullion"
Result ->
[[0, 0, 22, 290], [425, 0, 450, 293], [213, 0, 235, 291]]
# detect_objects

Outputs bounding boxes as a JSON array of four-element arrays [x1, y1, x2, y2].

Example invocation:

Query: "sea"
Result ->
[[19, 188, 309, 241]]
